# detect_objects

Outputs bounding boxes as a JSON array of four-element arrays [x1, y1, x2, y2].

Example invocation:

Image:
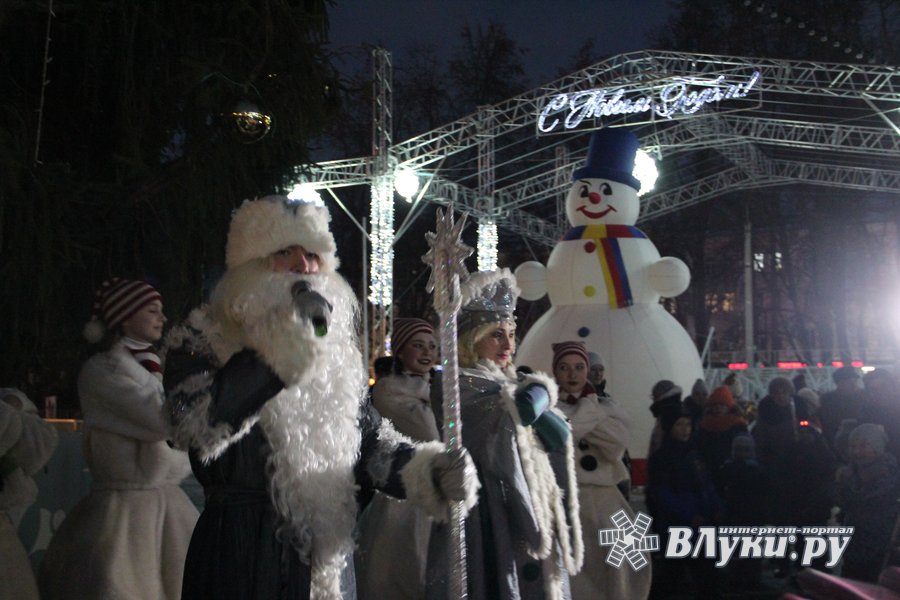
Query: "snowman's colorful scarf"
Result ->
[[562, 225, 647, 308]]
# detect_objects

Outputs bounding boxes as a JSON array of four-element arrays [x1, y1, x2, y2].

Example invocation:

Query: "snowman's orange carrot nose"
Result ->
[[588, 191, 602, 204]]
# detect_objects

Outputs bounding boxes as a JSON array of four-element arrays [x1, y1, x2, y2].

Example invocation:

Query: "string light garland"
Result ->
[[742, 0, 868, 62], [369, 174, 394, 306], [34, 0, 55, 166], [477, 218, 498, 272]]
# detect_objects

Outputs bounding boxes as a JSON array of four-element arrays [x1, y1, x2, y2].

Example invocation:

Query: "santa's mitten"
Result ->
[[514, 383, 550, 425], [431, 447, 479, 502], [400, 443, 480, 521], [533, 411, 571, 452], [210, 348, 285, 429]]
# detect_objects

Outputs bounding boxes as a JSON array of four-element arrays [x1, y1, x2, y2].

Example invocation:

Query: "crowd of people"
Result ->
[[645, 366, 900, 598], [4, 193, 900, 600]]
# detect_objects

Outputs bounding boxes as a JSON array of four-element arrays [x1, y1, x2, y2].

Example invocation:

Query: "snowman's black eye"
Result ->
[[600, 182, 612, 195], [579, 184, 589, 198]]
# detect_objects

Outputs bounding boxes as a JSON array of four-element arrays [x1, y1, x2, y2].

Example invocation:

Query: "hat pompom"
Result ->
[[83, 318, 106, 343]]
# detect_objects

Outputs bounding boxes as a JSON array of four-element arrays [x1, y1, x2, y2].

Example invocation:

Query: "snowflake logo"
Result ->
[[598, 510, 659, 571]]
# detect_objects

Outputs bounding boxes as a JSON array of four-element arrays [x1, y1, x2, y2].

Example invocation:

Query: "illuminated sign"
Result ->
[[537, 71, 761, 134]]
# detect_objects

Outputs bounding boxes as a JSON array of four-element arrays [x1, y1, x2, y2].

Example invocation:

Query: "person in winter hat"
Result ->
[[586, 351, 609, 397], [818, 366, 864, 451], [40, 280, 198, 600], [0, 389, 58, 600], [81, 278, 166, 378], [857, 368, 900, 463], [552, 341, 650, 600], [648, 380, 682, 456], [717, 434, 769, 590], [695, 385, 748, 491], [835, 423, 900, 582], [752, 376, 835, 577], [647, 397, 723, 599], [163, 195, 479, 600], [683, 378, 708, 429], [427, 268, 583, 600], [356, 316, 440, 600]]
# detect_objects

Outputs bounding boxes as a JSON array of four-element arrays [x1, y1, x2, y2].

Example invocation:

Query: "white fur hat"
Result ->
[[225, 195, 339, 272]]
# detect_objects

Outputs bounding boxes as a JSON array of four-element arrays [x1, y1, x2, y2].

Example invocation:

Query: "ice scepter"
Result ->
[[423, 207, 473, 599]]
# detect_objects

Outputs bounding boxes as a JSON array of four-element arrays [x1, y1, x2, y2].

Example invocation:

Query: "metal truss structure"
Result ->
[[309, 50, 900, 250]]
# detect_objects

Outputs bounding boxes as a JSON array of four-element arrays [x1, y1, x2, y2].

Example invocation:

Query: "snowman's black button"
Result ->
[[584, 241, 596, 253], [522, 562, 541, 581], [578, 439, 589, 450], [580, 455, 598, 471]]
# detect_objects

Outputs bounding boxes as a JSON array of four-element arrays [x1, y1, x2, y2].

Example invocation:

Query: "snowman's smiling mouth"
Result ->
[[577, 205, 616, 219]]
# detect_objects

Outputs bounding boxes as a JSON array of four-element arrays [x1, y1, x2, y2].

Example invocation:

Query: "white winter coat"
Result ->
[[558, 392, 651, 600], [39, 342, 198, 600], [0, 396, 58, 600], [357, 372, 440, 600]]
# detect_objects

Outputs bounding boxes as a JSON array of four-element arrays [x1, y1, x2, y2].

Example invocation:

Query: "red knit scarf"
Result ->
[[562, 382, 597, 405], [122, 337, 162, 378]]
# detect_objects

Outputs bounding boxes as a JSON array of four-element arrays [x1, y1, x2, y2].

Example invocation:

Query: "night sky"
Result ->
[[327, 0, 676, 83]]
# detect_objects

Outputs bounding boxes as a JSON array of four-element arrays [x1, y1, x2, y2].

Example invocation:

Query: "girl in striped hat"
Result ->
[[356, 317, 440, 599], [552, 342, 651, 600], [40, 279, 198, 600], [82, 278, 167, 375]]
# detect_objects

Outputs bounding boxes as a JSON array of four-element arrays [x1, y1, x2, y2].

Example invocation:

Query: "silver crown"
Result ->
[[458, 270, 519, 334]]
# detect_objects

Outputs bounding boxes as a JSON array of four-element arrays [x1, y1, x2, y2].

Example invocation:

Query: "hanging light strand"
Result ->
[[477, 218, 498, 272], [34, 0, 55, 166]]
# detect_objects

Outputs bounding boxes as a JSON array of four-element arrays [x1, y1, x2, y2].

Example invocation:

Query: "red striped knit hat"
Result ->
[[551, 341, 590, 372], [83, 278, 162, 343], [392, 318, 434, 354]]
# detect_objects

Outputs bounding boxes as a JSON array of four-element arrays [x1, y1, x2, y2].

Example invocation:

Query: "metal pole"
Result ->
[[744, 206, 754, 365]]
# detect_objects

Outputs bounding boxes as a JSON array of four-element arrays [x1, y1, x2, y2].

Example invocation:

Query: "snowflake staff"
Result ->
[[423, 207, 474, 599]]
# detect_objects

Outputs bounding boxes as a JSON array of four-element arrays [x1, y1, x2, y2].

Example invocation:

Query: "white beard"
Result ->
[[210, 261, 367, 599]]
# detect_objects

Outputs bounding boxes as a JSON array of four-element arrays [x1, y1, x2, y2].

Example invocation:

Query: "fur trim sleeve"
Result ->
[[167, 371, 259, 463], [164, 312, 260, 462], [497, 368, 584, 576], [365, 417, 414, 487], [400, 441, 447, 521]]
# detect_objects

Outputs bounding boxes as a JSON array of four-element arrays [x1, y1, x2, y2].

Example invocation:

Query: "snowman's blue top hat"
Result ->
[[572, 128, 641, 191]]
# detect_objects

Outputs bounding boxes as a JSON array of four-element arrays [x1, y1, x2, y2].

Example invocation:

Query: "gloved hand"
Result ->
[[210, 349, 285, 429], [514, 383, 550, 425], [430, 447, 479, 502], [533, 411, 571, 452]]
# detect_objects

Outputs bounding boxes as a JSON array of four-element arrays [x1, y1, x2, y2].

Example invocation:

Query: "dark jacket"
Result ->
[[752, 396, 835, 526], [647, 438, 723, 531], [836, 453, 900, 582]]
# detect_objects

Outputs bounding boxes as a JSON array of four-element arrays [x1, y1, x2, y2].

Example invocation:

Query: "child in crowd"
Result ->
[[718, 434, 769, 589], [648, 380, 683, 456], [647, 400, 723, 599], [695, 385, 748, 492], [836, 423, 900, 582]]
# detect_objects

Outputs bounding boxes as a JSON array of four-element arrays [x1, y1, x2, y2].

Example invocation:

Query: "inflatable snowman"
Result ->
[[515, 128, 703, 480]]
